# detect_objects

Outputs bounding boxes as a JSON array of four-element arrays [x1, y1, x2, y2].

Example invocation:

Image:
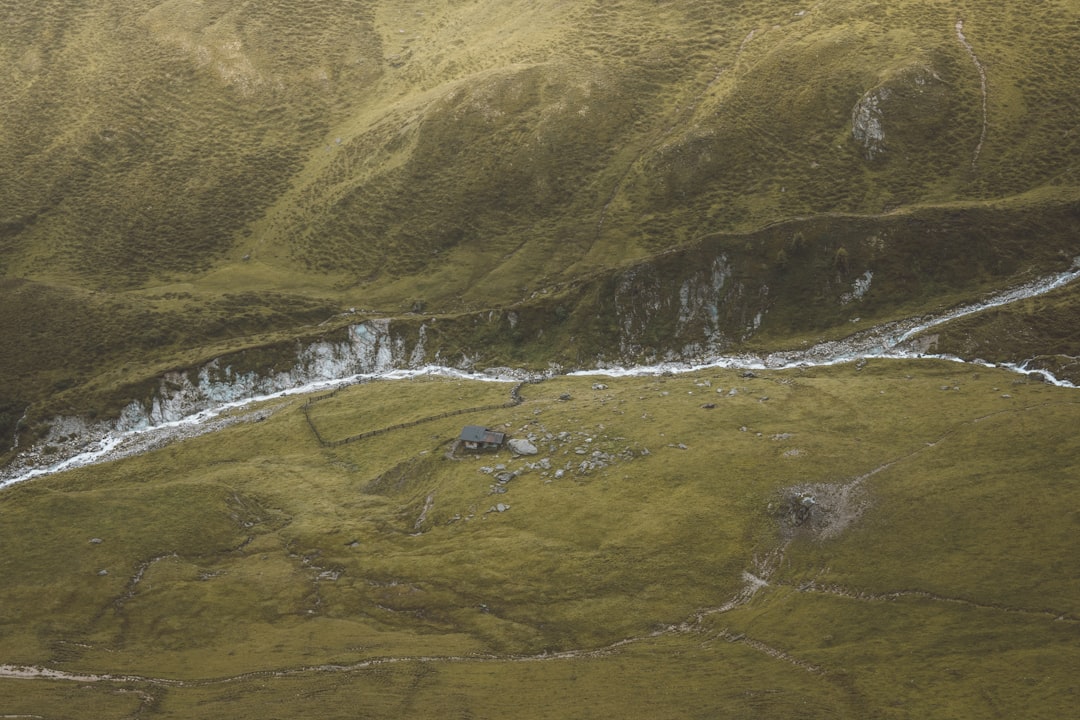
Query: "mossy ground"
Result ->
[[2, 362, 1077, 717]]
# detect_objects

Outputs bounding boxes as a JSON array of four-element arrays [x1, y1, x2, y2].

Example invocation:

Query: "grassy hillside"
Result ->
[[1, 363, 1077, 717], [2, 2, 1080, 714], [2, 1, 1080, 433]]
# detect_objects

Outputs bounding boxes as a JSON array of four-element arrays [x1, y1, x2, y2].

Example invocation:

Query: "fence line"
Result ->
[[302, 379, 543, 448]]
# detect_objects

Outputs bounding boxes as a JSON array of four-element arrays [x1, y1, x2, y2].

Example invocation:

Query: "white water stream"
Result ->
[[2, 265, 1078, 489]]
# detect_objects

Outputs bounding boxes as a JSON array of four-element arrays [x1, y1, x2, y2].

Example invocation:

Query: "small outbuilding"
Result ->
[[458, 425, 506, 451]]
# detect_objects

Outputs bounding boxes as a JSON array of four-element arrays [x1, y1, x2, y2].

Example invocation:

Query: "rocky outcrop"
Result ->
[[852, 88, 889, 160], [851, 65, 951, 164], [10, 320, 426, 468], [608, 252, 760, 361], [126, 320, 415, 431]]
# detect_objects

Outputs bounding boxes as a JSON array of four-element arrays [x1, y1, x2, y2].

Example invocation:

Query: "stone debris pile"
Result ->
[[478, 422, 651, 497]]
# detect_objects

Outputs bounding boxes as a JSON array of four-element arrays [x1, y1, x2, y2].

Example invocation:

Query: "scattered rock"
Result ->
[[97, 569, 108, 576], [592, 383, 608, 391], [89, 538, 103, 544], [741, 371, 757, 379], [701, 403, 716, 409], [554, 469, 565, 479], [558, 393, 573, 401]]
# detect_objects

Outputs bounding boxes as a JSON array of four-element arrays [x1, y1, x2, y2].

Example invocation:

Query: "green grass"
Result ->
[[2, 2, 1080, 714], [1, 362, 1077, 716], [303, 375, 516, 444]]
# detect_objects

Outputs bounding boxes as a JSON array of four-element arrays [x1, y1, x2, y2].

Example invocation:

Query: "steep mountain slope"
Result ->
[[2, 0, 1079, 443]]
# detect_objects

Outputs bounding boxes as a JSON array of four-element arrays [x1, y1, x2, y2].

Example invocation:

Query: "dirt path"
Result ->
[[955, 18, 989, 169]]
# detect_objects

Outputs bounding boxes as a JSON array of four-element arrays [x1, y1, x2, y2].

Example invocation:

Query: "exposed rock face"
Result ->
[[13, 319, 426, 469], [841, 270, 874, 305], [851, 66, 951, 164], [131, 320, 413, 430], [609, 253, 761, 360], [852, 88, 889, 160]]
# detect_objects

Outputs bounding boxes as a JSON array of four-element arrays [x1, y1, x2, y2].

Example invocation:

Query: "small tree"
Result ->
[[788, 231, 806, 253], [833, 246, 849, 273]]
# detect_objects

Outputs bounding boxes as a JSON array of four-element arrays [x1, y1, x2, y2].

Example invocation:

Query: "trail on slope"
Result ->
[[955, 18, 989, 170]]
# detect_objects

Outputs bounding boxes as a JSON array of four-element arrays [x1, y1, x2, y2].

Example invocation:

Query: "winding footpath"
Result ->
[[955, 18, 990, 170]]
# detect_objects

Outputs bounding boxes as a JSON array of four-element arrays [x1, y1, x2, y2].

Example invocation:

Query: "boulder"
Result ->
[[508, 438, 538, 455]]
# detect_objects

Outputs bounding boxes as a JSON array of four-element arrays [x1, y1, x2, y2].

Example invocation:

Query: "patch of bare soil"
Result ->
[[778, 479, 873, 542]]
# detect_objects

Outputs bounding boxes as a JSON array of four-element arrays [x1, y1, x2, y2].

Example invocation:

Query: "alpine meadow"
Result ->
[[1, 1, 1079, 718]]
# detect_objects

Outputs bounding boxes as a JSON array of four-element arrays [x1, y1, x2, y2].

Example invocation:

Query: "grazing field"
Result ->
[[2, 362, 1077, 717]]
